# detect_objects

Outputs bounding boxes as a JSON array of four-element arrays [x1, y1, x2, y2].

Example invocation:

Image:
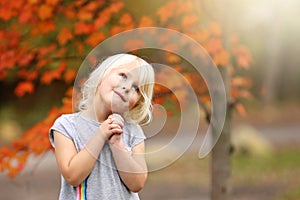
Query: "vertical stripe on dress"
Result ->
[[77, 178, 88, 200]]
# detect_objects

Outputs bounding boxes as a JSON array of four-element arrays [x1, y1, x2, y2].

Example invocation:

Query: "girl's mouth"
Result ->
[[113, 90, 126, 102]]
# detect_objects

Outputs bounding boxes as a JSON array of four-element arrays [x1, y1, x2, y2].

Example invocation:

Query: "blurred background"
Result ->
[[1, 0, 300, 199]]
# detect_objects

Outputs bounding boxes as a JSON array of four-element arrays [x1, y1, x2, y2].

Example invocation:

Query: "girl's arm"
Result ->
[[53, 117, 122, 187], [109, 137, 148, 193]]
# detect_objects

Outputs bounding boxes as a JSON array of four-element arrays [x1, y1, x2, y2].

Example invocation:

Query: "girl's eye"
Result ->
[[132, 85, 139, 93], [120, 73, 127, 80]]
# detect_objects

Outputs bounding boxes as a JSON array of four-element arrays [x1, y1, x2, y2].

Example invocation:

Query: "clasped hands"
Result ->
[[100, 113, 125, 146]]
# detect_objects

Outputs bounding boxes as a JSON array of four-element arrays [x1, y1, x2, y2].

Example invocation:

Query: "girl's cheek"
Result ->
[[110, 75, 120, 87], [129, 94, 140, 108]]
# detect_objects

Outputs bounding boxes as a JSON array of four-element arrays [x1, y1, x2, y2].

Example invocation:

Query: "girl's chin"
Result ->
[[110, 104, 129, 114], [110, 99, 130, 114]]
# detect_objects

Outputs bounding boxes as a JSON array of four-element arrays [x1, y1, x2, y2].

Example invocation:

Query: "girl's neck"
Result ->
[[81, 107, 111, 123]]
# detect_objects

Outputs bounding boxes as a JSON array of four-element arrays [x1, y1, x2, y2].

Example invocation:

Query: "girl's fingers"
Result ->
[[108, 121, 123, 129], [109, 114, 124, 128], [108, 124, 122, 129], [108, 124, 123, 134], [109, 134, 122, 144]]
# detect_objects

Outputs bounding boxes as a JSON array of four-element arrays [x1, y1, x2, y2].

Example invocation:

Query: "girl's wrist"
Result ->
[[110, 143, 128, 155], [109, 136, 126, 149], [97, 127, 109, 141]]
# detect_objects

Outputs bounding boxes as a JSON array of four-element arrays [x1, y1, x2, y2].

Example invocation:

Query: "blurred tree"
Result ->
[[204, 1, 234, 199], [0, 0, 252, 199]]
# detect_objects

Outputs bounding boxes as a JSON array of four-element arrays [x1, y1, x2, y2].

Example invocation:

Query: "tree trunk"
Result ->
[[211, 93, 232, 200], [210, 0, 232, 197]]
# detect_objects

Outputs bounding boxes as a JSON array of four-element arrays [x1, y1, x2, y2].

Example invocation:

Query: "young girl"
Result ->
[[49, 53, 155, 200]]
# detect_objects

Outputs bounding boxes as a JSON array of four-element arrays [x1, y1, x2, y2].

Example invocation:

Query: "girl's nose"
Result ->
[[122, 84, 130, 93]]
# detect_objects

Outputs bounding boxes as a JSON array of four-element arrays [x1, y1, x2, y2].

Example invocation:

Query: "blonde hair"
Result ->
[[78, 53, 155, 126]]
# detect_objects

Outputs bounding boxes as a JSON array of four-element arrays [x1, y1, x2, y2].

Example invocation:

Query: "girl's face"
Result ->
[[95, 60, 141, 114]]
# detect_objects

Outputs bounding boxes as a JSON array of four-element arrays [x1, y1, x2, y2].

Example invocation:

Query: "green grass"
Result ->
[[146, 147, 300, 199], [277, 186, 300, 200], [232, 148, 300, 199]]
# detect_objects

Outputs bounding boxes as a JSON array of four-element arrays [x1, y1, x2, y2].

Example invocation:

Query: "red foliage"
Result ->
[[0, 90, 73, 178], [14, 81, 35, 97]]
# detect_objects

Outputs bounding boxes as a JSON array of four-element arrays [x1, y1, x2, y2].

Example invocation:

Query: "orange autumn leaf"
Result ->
[[4, 30, 21, 47], [210, 22, 222, 36], [166, 53, 181, 64], [76, 1, 100, 15], [54, 47, 67, 57], [213, 50, 230, 66], [41, 71, 59, 84], [108, 1, 124, 13], [237, 89, 252, 99], [39, 44, 56, 57], [64, 69, 77, 83], [139, 16, 154, 27], [157, 1, 176, 23], [199, 94, 211, 104], [189, 29, 210, 44], [75, 41, 84, 54], [1, 51, 16, 69], [110, 26, 124, 36], [74, 22, 94, 35], [36, 58, 51, 69], [58, 61, 67, 72], [74, 0, 86, 7], [85, 32, 105, 47], [17, 51, 34, 67], [231, 77, 252, 88], [119, 13, 132, 26], [95, 9, 111, 29], [235, 102, 247, 117], [204, 37, 223, 55], [231, 88, 239, 99], [57, 28, 73, 45], [154, 83, 170, 94], [18, 6, 34, 24], [8, 167, 19, 178], [40, 61, 66, 84], [38, 4, 53, 20], [232, 45, 252, 69], [17, 70, 38, 81], [156, 67, 185, 91], [63, 5, 76, 19], [87, 55, 98, 67], [181, 14, 199, 30], [84, 1, 102, 11], [123, 23, 135, 31], [14, 81, 35, 97], [0, 1, 17, 21], [77, 9, 93, 21], [32, 21, 56, 35], [46, 0, 60, 6], [231, 88, 252, 99]]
